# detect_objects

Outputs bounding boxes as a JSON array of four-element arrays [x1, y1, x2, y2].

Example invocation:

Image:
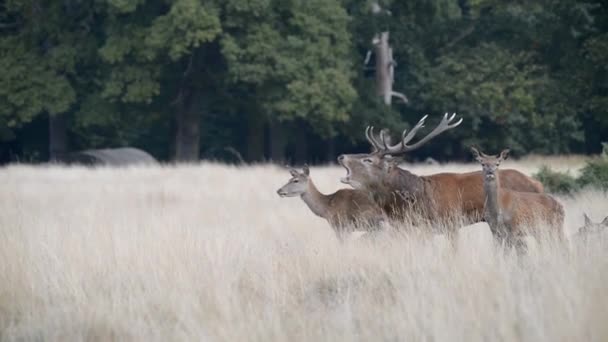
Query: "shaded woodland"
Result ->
[[1, 0, 607, 163]]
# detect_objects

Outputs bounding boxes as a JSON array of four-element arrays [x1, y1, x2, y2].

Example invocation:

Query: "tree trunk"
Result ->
[[294, 127, 308, 165], [246, 113, 265, 162], [269, 120, 287, 163], [370, 3, 408, 105], [49, 113, 67, 162], [174, 92, 201, 162], [375, 31, 394, 105], [325, 137, 336, 164]]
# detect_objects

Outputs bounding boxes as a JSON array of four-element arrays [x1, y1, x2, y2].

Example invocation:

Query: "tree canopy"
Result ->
[[1, 0, 607, 163]]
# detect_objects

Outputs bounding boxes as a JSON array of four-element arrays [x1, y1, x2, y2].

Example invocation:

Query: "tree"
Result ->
[[220, 0, 357, 162], [0, 0, 91, 160], [97, 0, 221, 161]]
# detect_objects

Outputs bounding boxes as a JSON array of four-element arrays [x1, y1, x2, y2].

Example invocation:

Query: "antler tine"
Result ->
[[445, 112, 463, 128], [400, 114, 428, 146], [370, 126, 386, 151], [400, 113, 462, 152], [380, 129, 389, 149], [375, 114, 427, 156], [378, 113, 462, 156], [365, 126, 379, 151]]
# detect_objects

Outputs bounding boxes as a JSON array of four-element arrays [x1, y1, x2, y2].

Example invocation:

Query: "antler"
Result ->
[[365, 126, 382, 152], [372, 113, 462, 156], [366, 127, 396, 152]]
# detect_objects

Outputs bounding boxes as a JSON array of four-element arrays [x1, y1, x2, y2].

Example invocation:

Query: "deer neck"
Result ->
[[301, 180, 330, 218], [372, 167, 425, 208], [483, 174, 501, 222], [386, 167, 425, 196]]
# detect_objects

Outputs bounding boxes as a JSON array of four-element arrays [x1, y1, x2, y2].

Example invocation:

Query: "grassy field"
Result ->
[[1, 160, 607, 341]]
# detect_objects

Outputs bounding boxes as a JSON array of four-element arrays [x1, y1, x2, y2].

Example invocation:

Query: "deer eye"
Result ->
[[363, 158, 373, 164], [292, 179, 299, 183]]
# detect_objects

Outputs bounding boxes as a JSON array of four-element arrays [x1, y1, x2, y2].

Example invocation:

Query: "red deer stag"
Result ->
[[471, 147, 565, 251], [337, 114, 544, 246], [277, 165, 384, 239]]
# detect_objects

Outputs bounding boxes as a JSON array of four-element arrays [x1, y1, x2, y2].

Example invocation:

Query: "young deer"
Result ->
[[471, 147, 565, 250], [276, 166, 384, 238], [575, 213, 608, 240]]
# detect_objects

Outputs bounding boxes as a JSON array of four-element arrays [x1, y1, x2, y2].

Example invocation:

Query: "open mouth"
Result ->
[[339, 161, 352, 184]]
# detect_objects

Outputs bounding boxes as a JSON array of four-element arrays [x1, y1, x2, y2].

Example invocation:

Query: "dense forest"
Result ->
[[1, 0, 607, 164]]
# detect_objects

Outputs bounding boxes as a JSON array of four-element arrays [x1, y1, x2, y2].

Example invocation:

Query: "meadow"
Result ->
[[1, 158, 607, 341]]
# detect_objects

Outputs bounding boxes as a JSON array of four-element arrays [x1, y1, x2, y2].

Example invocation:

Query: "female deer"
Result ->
[[575, 213, 608, 241], [471, 147, 565, 250], [277, 166, 384, 239]]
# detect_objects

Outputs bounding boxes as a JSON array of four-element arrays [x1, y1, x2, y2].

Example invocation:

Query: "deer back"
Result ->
[[499, 169, 544, 193], [327, 189, 383, 226], [422, 168, 544, 222], [500, 190, 564, 237]]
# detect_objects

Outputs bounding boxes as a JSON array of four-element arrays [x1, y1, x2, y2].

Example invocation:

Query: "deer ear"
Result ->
[[584, 213, 593, 226], [601, 216, 608, 227], [289, 168, 299, 177], [302, 164, 310, 176], [499, 149, 510, 161], [390, 155, 404, 165]]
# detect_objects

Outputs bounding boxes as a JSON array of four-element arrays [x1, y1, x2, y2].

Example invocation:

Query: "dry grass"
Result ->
[[1, 161, 607, 341]]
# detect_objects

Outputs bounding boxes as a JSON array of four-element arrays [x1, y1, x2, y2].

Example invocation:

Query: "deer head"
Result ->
[[577, 213, 608, 236], [277, 165, 310, 197], [338, 113, 462, 189], [471, 147, 510, 182]]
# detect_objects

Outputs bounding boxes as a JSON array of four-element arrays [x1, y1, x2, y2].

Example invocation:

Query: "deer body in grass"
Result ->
[[277, 166, 384, 238], [574, 213, 608, 242], [337, 114, 544, 245], [471, 147, 565, 247]]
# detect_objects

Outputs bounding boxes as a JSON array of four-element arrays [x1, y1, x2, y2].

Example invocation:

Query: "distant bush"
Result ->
[[533, 166, 579, 194], [577, 158, 608, 191], [534, 142, 608, 194]]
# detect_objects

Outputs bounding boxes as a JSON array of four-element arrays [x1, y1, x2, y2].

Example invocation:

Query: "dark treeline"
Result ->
[[1, 0, 607, 164]]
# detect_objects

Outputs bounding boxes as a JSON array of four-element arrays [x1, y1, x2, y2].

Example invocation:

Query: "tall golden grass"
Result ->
[[1, 161, 606, 341]]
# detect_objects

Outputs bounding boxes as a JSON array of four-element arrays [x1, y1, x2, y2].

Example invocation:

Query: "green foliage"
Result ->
[[1, 0, 608, 162], [0, 33, 77, 128], [533, 166, 579, 194], [534, 146, 608, 194], [577, 158, 608, 191], [221, 0, 356, 137]]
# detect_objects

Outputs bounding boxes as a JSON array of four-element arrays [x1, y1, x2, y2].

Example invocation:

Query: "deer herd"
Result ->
[[277, 113, 607, 251]]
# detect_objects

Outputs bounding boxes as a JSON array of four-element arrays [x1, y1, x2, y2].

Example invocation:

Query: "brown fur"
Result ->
[[471, 147, 565, 249], [323, 188, 385, 230], [342, 159, 543, 222], [277, 167, 384, 237], [338, 153, 546, 246], [422, 169, 544, 220], [491, 189, 565, 240]]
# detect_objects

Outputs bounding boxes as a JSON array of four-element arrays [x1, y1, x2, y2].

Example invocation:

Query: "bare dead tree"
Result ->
[[365, 3, 408, 106]]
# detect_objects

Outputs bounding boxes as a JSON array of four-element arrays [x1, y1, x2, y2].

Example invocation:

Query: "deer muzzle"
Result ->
[[337, 155, 352, 184]]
